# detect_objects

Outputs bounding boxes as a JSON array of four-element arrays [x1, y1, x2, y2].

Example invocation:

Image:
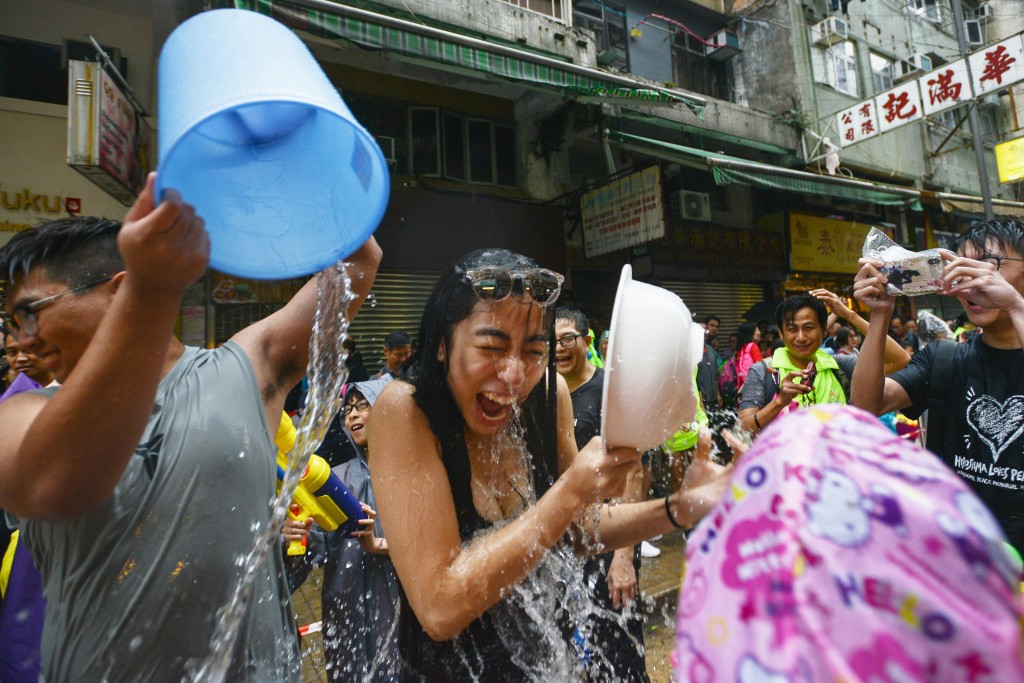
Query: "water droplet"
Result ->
[[129, 635, 143, 651]]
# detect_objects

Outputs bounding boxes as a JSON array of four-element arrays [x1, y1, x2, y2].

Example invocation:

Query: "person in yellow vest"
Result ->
[[738, 294, 909, 435]]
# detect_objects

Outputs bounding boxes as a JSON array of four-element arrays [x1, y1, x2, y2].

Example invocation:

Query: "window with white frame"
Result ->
[[814, 41, 859, 97], [409, 107, 517, 187], [908, 0, 949, 24], [501, 0, 569, 22], [870, 53, 894, 94]]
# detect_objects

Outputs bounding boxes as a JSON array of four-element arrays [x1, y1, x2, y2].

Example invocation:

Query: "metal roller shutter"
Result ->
[[657, 281, 769, 340], [347, 269, 442, 373]]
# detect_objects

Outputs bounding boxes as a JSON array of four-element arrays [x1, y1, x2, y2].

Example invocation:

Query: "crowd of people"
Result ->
[[0, 175, 1022, 682]]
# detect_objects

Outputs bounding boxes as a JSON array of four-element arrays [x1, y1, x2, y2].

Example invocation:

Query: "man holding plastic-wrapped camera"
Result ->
[[851, 218, 1024, 556]]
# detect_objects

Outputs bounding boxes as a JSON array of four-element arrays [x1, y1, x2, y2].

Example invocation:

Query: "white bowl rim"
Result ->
[[601, 264, 633, 449]]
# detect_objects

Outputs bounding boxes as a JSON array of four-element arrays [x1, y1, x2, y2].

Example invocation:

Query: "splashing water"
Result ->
[[447, 406, 648, 682], [188, 263, 356, 682]]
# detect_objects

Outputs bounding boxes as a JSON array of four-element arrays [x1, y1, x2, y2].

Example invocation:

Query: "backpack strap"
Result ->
[[831, 362, 852, 404], [926, 340, 957, 454]]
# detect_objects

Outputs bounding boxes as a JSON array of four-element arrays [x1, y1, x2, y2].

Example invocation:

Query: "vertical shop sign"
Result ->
[[67, 60, 153, 206]]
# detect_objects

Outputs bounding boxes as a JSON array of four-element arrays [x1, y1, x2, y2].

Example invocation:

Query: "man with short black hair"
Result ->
[[704, 315, 720, 338], [852, 218, 1024, 554], [374, 330, 412, 379], [0, 176, 381, 680], [739, 294, 908, 434]]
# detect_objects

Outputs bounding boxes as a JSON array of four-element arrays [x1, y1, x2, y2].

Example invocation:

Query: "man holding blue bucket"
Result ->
[[0, 174, 381, 680]]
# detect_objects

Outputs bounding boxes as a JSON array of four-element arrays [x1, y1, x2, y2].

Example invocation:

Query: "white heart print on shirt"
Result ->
[[965, 394, 1024, 463]]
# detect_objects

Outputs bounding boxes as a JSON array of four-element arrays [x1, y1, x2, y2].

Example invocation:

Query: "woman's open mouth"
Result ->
[[478, 391, 515, 423]]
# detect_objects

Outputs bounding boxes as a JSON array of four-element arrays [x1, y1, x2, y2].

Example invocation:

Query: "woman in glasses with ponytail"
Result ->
[[370, 249, 730, 681]]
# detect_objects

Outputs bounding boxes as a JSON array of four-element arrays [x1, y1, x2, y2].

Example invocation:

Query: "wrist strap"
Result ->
[[665, 495, 686, 530], [753, 409, 763, 432]]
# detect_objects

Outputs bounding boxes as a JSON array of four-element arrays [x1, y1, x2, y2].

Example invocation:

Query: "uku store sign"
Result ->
[[837, 32, 1024, 148]]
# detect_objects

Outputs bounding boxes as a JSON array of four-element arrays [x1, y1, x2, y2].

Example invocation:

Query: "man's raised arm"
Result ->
[[850, 258, 911, 415], [233, 237, 382, 414]]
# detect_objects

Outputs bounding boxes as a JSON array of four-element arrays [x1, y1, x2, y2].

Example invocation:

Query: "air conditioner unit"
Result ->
[[670, 190, 712, 222], [706, 29, 741, 61], [979, 93, 1000, 110], [895, 53, 933, 81], [973, 3, 994, 22], [811, 17, 848, 47], [965, 19, 984, 47]]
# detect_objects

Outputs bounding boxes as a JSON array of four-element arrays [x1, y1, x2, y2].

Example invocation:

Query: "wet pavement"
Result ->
[[289, 530, 687, 682]]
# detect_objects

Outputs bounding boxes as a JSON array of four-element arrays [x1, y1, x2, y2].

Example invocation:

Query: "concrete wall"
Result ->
[[369, 0, 597, 65], [0, 98, 129, 247], [0, 0, 159, 111], [730, 3, 801, 114]]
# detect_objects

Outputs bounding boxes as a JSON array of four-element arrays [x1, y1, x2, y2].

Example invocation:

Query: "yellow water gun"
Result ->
[[274, 414, 366, 556]]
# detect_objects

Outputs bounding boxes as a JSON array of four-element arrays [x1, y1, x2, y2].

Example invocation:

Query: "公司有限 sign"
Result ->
[[581, 166, 664, 258]]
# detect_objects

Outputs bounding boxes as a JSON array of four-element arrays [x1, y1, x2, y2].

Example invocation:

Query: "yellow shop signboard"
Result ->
[[789, 213, 879, 275]]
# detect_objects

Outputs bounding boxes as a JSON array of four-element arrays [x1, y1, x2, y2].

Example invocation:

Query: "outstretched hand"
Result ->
[[810, 288, 853, 320], [669, 431, 733, 530], [570, 437, 642, 503], [118, 173, 210, 297]]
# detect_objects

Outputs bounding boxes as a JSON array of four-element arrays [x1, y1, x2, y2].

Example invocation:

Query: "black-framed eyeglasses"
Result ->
[[979, 253, 1024, 270], [343, 399, 371, 415], [556, 334, 582, 350], [3, 277, 112, 340], [464, 267, 564, 307]]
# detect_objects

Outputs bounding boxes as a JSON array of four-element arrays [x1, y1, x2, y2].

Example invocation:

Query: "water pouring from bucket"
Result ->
[[156, 8, 390, 279], [601, 265, 704, 451]]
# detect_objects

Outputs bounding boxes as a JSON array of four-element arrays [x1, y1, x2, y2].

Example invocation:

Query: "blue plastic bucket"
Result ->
[[156, 9, 389, 279]]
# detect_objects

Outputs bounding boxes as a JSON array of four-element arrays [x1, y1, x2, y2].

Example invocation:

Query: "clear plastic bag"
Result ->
[[916, 310, 954, 344], [862, 227, 945, 296]]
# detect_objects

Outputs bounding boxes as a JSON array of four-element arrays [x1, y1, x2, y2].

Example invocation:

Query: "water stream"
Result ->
[[187, 263, 355, 682]]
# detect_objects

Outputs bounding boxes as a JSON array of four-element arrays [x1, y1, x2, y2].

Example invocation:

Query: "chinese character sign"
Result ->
[[919, 59, 970, 116], [581, 166, 665, 258], [836, 101, 879, 148], [789, 213, 876, 274], [970, 35, 1024, 96], [874, 82, 923, 134]]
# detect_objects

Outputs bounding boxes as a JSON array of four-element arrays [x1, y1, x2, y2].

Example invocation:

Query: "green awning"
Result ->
[[221, 0, 705, 117], [609, 131, 923, 210]]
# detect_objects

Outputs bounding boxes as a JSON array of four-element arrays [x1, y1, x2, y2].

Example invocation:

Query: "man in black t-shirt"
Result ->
[[853, 219, 1024, 553], [555, 308, 649, 683]]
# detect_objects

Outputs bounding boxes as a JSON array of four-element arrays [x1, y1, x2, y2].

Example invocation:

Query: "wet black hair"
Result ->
[[775, 294, 827, 331], [737, 321, 759, 347], [410, 249, 561, 521], [951, 218, 1024, 260], [554, 307, 589, 337], [0, 216, 123, 289]]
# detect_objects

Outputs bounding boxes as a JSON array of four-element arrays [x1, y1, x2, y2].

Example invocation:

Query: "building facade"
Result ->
[[1, 0, 1021, 361]]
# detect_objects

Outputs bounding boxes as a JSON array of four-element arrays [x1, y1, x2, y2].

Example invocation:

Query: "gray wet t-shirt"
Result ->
[[18, 342, 300, 681]]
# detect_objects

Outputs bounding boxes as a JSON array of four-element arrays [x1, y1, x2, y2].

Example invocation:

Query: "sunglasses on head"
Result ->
[[463, 267, 563, 307]]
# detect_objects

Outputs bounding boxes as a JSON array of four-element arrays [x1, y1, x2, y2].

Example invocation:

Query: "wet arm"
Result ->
[[233, 237, 382, 418], [370, 382, 602, 641]]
